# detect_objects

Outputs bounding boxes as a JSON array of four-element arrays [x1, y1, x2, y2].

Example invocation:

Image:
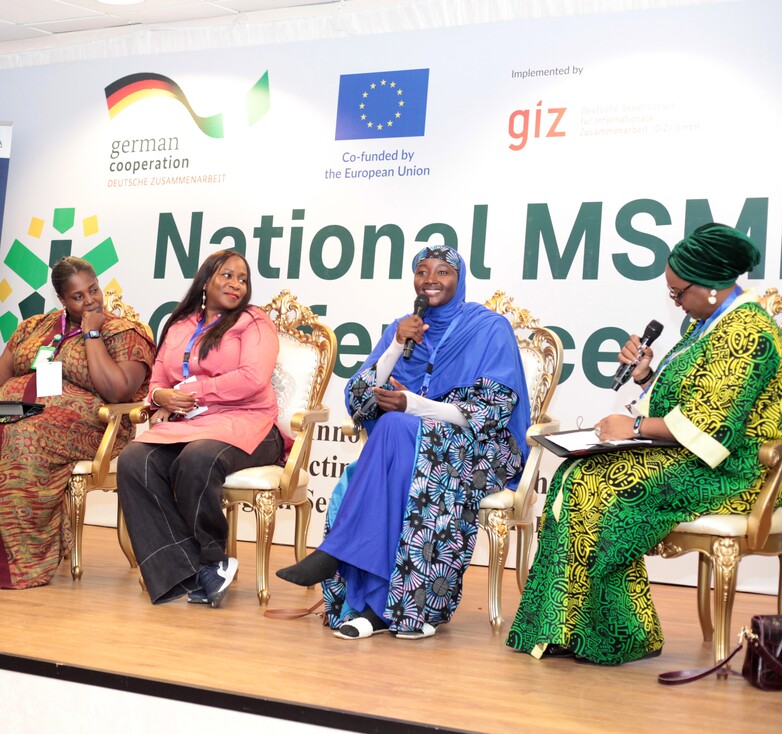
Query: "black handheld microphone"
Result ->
[[611, 319, 664, 391], [403, 294, 430, 360]]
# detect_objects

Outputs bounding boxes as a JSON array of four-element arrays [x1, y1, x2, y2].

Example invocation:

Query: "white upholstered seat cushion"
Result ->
[[72, 457, 118, 475], [672, 507, 782, 537], [479, 488, 515, 510], [223, 465, 310, 491]]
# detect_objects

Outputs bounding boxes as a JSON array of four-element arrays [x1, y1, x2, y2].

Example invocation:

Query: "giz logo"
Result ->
[[508, 101, 566, 151]]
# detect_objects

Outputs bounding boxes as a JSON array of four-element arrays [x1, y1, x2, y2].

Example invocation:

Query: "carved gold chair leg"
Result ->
[[778, 557, 782, 614], [696, 554, 714, 643], [515, 522, 533, 595], [225, 504, 239, 559], [254, 491, 277, 605], [67, 477, 87, 581], [293, 498, 312, 563], [484, 508, 510, 633], [712, 537, 740, 668], [116, 505, 137, 568]]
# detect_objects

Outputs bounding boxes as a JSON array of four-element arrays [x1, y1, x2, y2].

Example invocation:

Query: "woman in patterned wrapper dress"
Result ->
[[506, 223, 782, 665], [277, 244, 531, 639], [0, 256, 155, 589]]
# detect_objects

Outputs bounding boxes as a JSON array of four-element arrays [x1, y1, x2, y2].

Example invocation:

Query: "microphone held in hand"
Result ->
[[611, 319, 664, 391], [403, 294, 430, 360]]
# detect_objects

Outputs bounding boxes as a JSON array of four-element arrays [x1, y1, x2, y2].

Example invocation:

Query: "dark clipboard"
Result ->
[[532, 428, 681, 458], [0, 401, 46, 424]]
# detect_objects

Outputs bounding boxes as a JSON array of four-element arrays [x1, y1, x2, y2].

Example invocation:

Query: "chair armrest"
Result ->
[[526, 413, 560, 447], [280, 404, 330, 498], [748, 439, 782, 550], [513, 413, 560, 518], [92, 402, 149, 485]]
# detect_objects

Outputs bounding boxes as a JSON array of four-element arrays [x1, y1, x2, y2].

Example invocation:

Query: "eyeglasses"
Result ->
[[668, 283, 694, 302]]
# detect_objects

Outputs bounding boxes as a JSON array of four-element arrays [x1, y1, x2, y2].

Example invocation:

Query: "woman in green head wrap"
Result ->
[[507, 223, 782, 665]]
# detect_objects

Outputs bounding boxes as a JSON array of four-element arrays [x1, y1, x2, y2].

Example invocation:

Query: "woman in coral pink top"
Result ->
[[118, 250, 284, 607]]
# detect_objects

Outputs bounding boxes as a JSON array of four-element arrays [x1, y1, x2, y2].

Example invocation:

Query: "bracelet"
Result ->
[[150, 388, 163, 407], [632, 416, 644, 437], [633, 368, 654, 386]]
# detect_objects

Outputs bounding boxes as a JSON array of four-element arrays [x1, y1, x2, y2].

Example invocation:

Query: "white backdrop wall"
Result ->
[[0, 0, 779, 593]]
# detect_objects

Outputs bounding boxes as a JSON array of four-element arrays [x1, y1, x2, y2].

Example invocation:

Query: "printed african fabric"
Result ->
[[0, 310, 154, 589], [321, 368, 523, 633], [507, 300, 782, 664]]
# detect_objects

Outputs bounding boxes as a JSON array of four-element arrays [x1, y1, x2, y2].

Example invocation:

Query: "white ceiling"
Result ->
[[0, 0, 340, 45]]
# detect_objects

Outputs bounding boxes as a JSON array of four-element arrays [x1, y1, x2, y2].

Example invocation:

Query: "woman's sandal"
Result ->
[[395, 622, 436, 640], [333, 616, 389, 640]]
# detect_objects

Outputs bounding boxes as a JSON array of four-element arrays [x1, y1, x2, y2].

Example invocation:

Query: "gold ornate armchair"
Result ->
[[65, 290, 150, 579], [222, 290, 336, 605], [651, 287, 782, 666], [343, 290, 563, 630], [477, 291, 563, 630]]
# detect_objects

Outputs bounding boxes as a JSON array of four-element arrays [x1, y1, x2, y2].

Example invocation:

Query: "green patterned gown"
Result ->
[[506, 294, 782, 664]]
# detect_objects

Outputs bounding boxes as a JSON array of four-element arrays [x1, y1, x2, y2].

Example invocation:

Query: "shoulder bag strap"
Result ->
[[658, 641, 744, 685], [263, 598, 325, 620]]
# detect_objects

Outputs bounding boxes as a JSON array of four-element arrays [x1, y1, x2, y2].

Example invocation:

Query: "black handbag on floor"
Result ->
[[659, 614, 782, 690]]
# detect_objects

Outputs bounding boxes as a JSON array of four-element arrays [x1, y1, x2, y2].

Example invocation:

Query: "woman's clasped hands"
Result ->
[[151, 386, 198, 423]]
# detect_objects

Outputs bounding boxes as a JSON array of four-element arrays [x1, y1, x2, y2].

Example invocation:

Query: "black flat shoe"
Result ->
[[543, 644, 574, 658]]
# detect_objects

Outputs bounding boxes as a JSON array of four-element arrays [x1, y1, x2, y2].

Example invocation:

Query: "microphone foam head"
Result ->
[[645, 320, 664, 342]]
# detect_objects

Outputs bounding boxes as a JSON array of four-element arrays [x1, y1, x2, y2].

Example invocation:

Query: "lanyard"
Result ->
[[640, 285, 743, 400], [419, 315, 461, 397], [52, 312, 83, 357], [182, 313, 218, 378]]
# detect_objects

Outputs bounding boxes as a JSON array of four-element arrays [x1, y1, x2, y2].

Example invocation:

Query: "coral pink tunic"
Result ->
[[137, 307, 284, 455]]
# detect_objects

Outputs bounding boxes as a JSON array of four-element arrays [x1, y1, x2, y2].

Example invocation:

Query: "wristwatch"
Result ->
[[84, 329, 102, 340], [632, 416, 644, 437]]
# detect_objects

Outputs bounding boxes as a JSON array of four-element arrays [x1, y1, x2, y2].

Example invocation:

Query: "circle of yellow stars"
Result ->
[[358, 78, 404, 133]]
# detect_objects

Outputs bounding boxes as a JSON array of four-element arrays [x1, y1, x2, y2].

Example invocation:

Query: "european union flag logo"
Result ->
[[335, 68, 429, 141]]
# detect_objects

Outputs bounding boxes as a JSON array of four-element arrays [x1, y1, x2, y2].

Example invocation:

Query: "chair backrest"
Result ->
[[263, 290, 337, 441], [759, 287, 782, 323], [483, 290, 563, 425], [104, 289, 153, 339]]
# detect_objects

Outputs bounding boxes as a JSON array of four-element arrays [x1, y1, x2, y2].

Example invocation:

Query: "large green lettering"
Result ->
[[613, 199, 671, 280], [154, 212, 202, 278], [470, 205, 491, 279], [147, 301, 177, 341], [310, 225, 354, 280], [415, 222, 458, 249], [361, 224, 405, 279], [334, 321, 373, 379], [582, 326, 629, 389], [684, 198, 768, 278], [253, 215, 282, 278], [547, 325, 575, 383], [523, 202, 602, 279], [287, 209, 305, 279], [209, 227, 246, 255]]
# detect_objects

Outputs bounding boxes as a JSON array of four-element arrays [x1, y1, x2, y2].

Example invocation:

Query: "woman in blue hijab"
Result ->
[[278, 245, 530, 639]]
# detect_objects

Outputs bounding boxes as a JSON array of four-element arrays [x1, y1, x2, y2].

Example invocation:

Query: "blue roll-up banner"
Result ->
[[0, 122, 11, 246]]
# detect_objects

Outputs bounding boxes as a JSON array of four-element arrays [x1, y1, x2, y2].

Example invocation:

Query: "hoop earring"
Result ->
[[708, 289, 717, 305], [201, 289, 206, 310]]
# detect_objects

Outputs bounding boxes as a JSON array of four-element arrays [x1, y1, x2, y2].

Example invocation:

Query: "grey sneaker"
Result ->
[[197, 558, 238, 608]]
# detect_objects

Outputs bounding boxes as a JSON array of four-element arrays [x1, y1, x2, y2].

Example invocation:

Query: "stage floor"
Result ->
[[1, 525, 780, 733]]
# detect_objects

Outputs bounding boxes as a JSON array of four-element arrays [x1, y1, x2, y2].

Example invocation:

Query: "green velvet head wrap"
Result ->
[[668, 223, 761, 289]]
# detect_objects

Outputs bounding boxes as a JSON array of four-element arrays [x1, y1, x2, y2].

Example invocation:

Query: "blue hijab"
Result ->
[[347, 245, 530, 467]]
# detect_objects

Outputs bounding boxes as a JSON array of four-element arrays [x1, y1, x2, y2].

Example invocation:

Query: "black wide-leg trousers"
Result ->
[[117, 428, 283, 603]]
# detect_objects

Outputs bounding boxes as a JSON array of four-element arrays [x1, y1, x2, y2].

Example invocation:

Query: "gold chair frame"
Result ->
[[222, 290, 336, 605], [343, 290, 563, 630], [650, 287, 782, 666], [477, 291, 563, 631], [65, 289, 150, 579]]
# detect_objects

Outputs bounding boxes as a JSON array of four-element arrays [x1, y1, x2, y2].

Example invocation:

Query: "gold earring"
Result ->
[[708, 289, 717, 305]]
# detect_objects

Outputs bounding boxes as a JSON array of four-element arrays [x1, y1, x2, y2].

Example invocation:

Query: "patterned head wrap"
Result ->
[[412, 246, 462, 273], [668, 223, 761, 289]]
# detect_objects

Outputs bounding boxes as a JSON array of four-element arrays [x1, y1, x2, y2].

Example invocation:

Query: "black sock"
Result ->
[[338, 606, 389, 638], [275, 549, 339, 586]]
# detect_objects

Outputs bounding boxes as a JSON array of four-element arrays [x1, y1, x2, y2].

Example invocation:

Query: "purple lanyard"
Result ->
[[52, 312, 83, 357]]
